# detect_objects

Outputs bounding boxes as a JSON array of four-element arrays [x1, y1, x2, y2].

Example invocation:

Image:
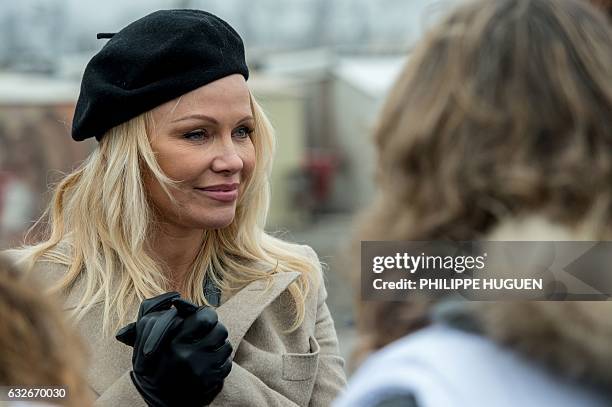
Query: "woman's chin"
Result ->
[[178, 205, 237, 230], [192, 214, 236, 230]]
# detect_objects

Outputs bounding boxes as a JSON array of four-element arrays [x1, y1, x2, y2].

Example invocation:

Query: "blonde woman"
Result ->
[[7, 9, 345, 407], [334, 0, 612, 406]]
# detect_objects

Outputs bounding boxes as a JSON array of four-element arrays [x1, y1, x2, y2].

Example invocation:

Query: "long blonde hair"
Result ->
[[12, 94, 317, 334]]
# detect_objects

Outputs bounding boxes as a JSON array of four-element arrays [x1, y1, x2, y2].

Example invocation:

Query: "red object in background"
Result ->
[[303, 149, 339, 205]]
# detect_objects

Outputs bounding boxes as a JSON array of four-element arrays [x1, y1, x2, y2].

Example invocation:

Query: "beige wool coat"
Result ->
[[12, 245, 346, 407]]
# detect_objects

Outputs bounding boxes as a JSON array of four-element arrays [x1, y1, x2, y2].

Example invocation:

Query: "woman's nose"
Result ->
[[210, 138, 244, 174]]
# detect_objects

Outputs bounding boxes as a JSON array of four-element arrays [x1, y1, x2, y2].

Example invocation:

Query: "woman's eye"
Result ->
[[183, 129, 208, 141], [234, 126, 254, 139]]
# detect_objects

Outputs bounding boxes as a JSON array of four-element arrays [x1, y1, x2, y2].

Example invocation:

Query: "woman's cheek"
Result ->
[[240, 143, 256, 176], [166, 157, 208, 182]]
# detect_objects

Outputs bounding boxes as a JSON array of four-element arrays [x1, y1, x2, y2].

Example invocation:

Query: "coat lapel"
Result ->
[[216, 271, 301, 357]]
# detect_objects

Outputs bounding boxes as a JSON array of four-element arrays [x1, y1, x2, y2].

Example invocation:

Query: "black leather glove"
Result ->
[[116, 292, 232, 407]]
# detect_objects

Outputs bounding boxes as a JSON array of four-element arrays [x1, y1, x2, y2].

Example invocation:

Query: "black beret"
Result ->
[[72, 9, 249, 142]]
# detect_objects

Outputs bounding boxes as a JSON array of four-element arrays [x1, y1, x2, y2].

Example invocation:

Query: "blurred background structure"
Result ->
[[0, 0, 453, 368]]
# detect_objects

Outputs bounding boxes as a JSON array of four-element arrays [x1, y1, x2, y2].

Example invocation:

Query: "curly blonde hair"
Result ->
[[354, 0, 612, 357]]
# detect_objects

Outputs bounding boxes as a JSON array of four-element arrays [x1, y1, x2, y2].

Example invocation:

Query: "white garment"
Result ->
[[334, 325, 609, 407]]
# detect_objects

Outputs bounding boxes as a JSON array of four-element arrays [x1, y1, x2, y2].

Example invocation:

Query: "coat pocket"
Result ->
[[282, 336, 321, 381]]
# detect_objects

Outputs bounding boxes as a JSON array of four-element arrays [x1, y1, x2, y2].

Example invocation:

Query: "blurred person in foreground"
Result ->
[[0, 254, 92, 407], [334, 0, 612, 406], [5, 9, 345, 407]]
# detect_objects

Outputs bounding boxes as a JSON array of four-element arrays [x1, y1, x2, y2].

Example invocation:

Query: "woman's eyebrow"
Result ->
[[236, 115, 255, 124], [171, 113, 218, 124], [171, 114, 254, 124]]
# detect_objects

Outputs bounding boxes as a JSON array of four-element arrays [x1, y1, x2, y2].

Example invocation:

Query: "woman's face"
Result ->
[[147, 74, 255, 231]]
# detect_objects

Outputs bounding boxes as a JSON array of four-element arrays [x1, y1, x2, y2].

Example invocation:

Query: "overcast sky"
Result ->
[[0, 0, 453, 70]]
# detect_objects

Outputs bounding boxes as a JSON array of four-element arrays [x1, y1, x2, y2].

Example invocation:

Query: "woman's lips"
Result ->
[[195, 186, 238, 202]]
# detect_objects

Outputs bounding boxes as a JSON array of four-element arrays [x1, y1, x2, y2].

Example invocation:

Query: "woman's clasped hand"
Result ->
[[116, 292, 232, 407]]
